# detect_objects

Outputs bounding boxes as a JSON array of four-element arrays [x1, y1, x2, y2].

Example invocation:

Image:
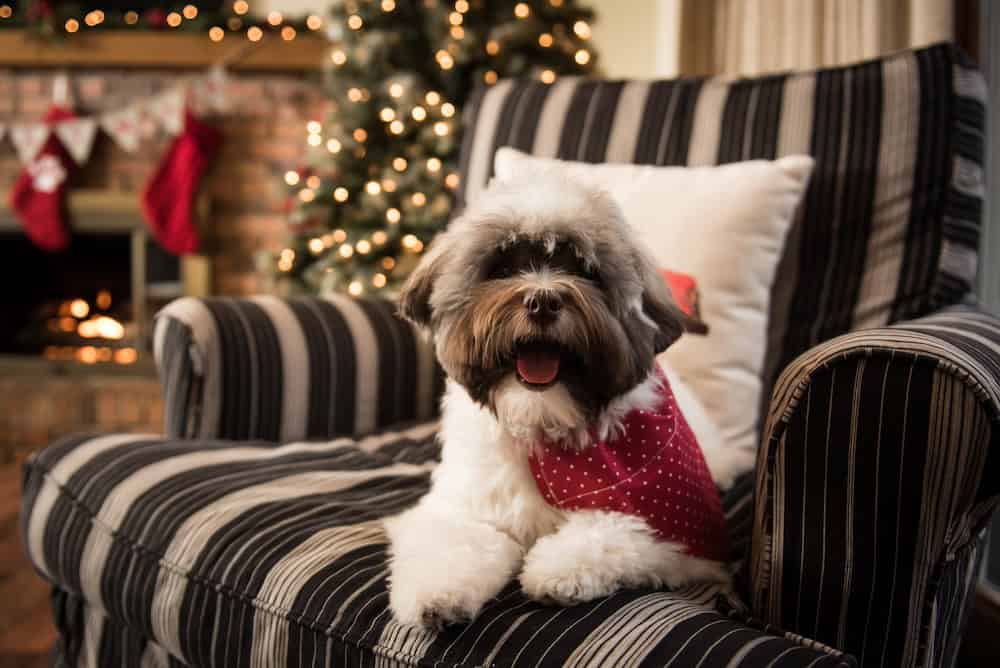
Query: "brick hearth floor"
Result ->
[[0, 455, 54, 668]]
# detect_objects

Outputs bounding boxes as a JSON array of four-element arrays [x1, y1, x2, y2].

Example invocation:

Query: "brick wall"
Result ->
[[0, 68, 327, 294], [0, 368, 163, 462]]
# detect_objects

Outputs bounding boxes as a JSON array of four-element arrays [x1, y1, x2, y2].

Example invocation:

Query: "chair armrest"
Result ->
[[750, 305, 1000, 667], [152, 296, 440, 441]]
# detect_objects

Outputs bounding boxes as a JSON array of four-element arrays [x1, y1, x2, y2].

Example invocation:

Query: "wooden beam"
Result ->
[[0, 30, 328, 71], [0, 189, 141, 233]]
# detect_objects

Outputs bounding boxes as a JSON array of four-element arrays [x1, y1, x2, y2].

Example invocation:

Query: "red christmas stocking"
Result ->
[[9, 106, 77, 252], [141, 109, 222, 255]]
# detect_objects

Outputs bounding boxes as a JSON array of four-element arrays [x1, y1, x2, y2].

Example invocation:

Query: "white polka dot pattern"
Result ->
[[528, 367, 730, 561]]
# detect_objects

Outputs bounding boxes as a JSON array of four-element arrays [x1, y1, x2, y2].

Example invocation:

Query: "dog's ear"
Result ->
[[398, 233, 449, 328], [637, 252, 702, 353]]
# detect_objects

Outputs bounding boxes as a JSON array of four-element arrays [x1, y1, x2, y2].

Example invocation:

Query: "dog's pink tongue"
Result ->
[[516, 349, 560, 385]]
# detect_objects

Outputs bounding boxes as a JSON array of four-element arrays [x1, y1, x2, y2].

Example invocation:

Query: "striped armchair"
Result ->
[[21, 43, 1000, 668]]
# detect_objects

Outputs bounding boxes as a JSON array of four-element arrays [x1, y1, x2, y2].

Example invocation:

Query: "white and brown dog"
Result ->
[[385, 170, 750, 628]]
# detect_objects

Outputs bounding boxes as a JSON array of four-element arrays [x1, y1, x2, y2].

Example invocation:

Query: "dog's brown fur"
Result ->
[[399, 172, 696, 419]]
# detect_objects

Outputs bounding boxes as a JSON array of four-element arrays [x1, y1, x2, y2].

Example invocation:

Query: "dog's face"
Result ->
[[399, 172, 695, 431]]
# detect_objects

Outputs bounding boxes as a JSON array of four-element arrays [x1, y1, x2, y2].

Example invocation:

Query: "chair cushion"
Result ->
[[23, 429, 853, 667]]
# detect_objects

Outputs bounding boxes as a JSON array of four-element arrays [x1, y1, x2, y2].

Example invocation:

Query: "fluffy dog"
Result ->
[[385, 170, 748, 628]]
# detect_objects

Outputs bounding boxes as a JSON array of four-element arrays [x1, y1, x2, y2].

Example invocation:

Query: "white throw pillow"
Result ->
[[493, 148, 814, 455]]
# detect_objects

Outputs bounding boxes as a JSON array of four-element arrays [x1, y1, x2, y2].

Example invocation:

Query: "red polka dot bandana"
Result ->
[[528, 367, 730, 562]]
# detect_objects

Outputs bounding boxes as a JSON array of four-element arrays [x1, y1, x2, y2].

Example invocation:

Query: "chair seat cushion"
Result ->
[[22, 427, 852, 667]]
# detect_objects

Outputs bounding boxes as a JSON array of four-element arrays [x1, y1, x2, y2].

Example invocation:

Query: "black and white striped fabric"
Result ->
[[153, 297, 441, 442], [23, 425, 854, 668], [752, 305, 1000, 668], [457, 42, 986, 406]]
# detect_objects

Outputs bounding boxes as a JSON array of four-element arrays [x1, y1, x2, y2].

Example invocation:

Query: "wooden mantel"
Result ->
[[0, 29, 328, 70]]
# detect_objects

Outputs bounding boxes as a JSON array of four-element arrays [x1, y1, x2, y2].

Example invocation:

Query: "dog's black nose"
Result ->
[[526, 292, 562, 323]]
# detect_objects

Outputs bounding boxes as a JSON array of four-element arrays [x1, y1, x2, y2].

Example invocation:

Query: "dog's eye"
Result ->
[[486, 262, 514, 280]]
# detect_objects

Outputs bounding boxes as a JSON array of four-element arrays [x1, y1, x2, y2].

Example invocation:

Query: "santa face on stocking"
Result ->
[[28, 155, 68, 194]]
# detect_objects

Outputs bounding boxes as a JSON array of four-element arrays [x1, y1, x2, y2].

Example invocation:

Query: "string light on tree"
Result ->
[[269, 0, 596, 295]]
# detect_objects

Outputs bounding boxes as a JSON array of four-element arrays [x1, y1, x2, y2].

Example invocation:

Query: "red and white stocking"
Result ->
[[9, 106, 77, 252], [141, 109, 222, 255]]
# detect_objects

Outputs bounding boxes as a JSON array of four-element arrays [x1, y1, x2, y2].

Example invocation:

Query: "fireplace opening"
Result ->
[[0, 230, 179, 364]]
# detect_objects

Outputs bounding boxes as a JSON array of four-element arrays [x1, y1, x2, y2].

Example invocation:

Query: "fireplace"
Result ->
[[0, 189, 208, 366]]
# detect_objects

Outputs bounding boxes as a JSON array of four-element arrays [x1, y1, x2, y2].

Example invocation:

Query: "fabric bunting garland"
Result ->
[[0, 68, 226, 166]]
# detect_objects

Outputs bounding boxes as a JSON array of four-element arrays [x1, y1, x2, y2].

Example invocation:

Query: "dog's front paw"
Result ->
[[385, 506, 524, 628], [520, 559, 620, 606], [389, 582, 487, 630]]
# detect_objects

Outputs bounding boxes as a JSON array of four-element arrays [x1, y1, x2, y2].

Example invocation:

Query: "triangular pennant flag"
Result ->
[[9, 123, 50, 165], [53, 117, 98, 165], [147, 87, 186, 136], [190, 65, 228, 115], [99, 105, 142, 153]]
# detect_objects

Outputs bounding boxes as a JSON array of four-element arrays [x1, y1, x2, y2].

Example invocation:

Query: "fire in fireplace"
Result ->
[[0, 230, 139, 362], [41, 290, 138, 366]]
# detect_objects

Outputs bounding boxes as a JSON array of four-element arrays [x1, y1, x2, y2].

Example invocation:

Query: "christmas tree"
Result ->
[[261, 0, 597, 297]]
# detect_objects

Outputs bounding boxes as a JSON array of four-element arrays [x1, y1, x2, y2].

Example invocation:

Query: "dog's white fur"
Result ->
[[385, 363, 751, 627]]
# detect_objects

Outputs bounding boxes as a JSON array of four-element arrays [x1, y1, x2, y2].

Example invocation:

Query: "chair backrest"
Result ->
[[456, 42, 986, 397]]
